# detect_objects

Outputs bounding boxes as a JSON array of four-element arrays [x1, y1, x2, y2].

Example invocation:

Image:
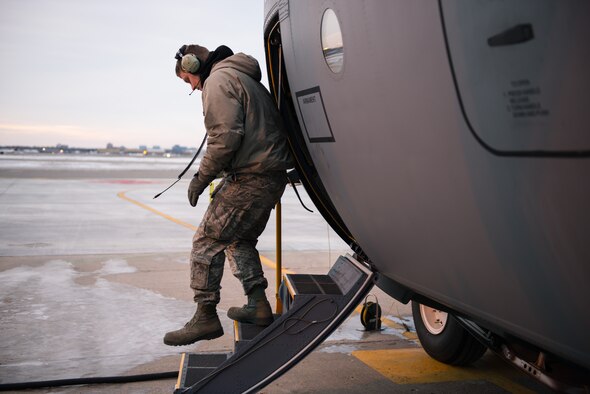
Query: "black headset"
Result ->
[[175, 45, 201, 74]]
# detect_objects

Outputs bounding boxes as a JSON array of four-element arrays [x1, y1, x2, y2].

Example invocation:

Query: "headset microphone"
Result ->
[[189, 87, 197, 95]]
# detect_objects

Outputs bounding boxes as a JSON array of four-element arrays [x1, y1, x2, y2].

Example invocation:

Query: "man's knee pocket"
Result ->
[[191, 261, 210, 290]]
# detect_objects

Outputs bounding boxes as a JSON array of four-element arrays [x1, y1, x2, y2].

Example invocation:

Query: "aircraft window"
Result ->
[[321, 9, 344, 73]]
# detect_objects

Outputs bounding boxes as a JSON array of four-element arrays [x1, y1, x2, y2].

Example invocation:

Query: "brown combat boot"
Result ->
[[227, 286, 274, 326], [163, 303, 223, 346]]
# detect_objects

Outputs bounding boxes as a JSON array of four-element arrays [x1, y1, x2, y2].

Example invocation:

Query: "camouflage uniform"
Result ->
[[164, 47, 292, 346], [190, 172, 287, 304], [185, 52, 292, 305]]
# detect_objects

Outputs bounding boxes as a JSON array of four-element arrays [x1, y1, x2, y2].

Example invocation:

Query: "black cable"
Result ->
[[288, 176, 314, 213], [286, 169, 313, 213], [0, 371, 178, 391], [153, 132, 208, 199]]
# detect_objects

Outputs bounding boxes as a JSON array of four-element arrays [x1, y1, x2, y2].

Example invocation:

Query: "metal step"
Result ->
[[233, 315, 281, 353], [175, 254, 374, 393], [174, 353, 231, 391]]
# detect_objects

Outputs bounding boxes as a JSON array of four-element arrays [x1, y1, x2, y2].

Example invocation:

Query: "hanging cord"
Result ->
[[281, 298, 339, 335], [153, 133, 208, 199], [287, 170, 314, 213]]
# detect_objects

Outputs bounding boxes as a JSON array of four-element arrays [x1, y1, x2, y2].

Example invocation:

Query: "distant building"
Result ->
[[171, 145, 188, 154], [151, 145, 165, 153], [106, 143, 114, 149]]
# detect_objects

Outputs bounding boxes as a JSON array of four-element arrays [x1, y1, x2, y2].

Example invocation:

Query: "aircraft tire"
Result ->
[[411, 301, 487, 366]]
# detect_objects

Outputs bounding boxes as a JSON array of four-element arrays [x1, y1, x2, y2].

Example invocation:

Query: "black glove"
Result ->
[[188, 173, 207, 207]]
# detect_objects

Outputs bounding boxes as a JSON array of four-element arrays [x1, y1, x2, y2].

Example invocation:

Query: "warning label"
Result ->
[[504, 79, 550, 118]]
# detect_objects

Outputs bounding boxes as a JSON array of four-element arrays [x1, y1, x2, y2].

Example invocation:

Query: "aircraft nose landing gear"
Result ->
[[412, 301, 487, 366]]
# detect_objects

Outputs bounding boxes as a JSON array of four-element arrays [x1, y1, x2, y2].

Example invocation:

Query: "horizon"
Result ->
[[0, 142, 199, 151]]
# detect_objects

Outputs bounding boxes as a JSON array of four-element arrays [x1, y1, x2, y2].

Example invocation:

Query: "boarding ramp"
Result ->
[[174, 254, 375, 393]]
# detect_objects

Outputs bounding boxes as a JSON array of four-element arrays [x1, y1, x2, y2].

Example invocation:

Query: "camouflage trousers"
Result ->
[[190, 172, 287, 304]]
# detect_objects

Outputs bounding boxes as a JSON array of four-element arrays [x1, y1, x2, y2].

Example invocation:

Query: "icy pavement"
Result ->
[[0, 154, 190, 171], [0, 177, 348, 256], [0, 156, 357, 385], [0, 258, 200, 383]]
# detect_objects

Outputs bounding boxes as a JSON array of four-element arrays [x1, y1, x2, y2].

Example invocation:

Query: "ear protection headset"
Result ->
[[175, 45, 201, 74], [360, 294, 382, 331]]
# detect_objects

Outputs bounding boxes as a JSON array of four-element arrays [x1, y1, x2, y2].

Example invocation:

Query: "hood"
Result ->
[[210, 53, 262, 82]]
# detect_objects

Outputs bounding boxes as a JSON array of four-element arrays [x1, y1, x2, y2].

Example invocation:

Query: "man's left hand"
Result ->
[[188, 175, 205, 207]]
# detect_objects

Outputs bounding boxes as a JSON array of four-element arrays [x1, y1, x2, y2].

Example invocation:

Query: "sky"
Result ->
[[0, 0, 266, 149]]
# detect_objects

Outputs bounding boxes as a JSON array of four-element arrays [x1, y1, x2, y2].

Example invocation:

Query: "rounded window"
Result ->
[[321, 9, 344, 73]]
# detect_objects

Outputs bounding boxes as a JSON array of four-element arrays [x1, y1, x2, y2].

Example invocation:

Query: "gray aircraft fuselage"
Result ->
[[263, 0, 590, 373]]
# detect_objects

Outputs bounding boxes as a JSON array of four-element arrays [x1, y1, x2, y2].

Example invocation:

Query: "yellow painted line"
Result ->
[[380, 316, 404, 330], [117, 190, 290, 273], [117, 190, 197, 231], [380, 317, 418, 341], [353, 348, 534, 393], [260, 254, 294, 275], [402, 331, 418, 341]]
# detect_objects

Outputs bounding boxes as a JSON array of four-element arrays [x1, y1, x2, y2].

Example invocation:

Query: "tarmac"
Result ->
[[0, 154, 550, 393]]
